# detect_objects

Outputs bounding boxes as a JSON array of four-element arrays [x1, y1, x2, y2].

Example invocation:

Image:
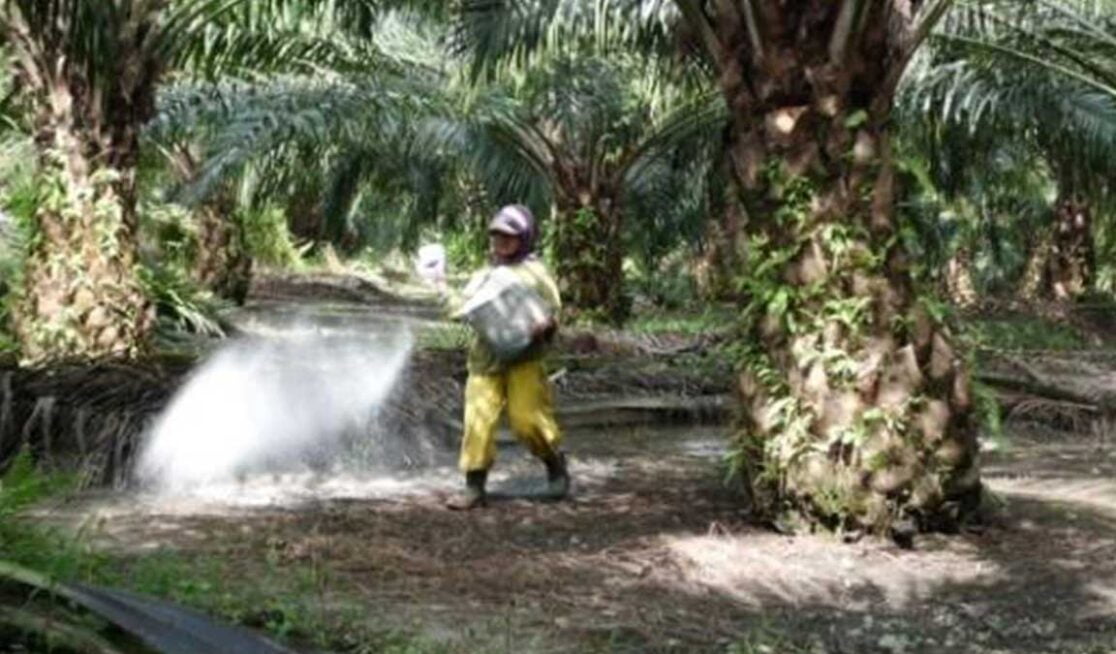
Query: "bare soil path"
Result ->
[[37, 419, 1116, 654], [14, 283, 1116, 652]]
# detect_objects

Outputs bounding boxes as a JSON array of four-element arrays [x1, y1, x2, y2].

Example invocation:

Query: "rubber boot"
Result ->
[[447, 470, 487, 510], [543, 452, 570, 500]]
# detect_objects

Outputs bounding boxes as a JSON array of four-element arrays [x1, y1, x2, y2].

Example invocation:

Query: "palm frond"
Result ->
[[152, 68, 440, 201], [904, 0, 1116, 199], [452, 0, 680, 81]]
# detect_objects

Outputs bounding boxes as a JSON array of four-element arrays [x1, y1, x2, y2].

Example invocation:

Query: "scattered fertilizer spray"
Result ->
[[135, 328, 413, 497]]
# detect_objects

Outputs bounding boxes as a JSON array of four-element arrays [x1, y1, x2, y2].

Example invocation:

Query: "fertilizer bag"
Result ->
[[457, 267, 551, 362]]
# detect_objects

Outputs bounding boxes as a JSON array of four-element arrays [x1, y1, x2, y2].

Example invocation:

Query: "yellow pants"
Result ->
[[459, 360, 562, 472]]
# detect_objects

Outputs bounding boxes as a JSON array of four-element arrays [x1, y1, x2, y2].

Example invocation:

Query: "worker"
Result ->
[[436, 204, 569, 510]]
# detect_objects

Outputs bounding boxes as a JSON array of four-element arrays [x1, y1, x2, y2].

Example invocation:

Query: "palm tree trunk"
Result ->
[[1017, 197, 1093, 306], [694, 216, 729, 300], [3, 1, 167, 363], [170, 148, 253, 304], [287, 183, 325, 245], [12, 93, 154, 363], [1018, 229, 1052, 304], [695, 150, 745, 301], [945, 247, 979, 310], [193, 197, 253, 305], [552, 194, 628, 324], [1050, 197, 1093, 301], [707, 3, 980, 535]]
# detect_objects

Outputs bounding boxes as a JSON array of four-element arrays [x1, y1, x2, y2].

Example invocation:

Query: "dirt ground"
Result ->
[[31, 416, 1115, 654]]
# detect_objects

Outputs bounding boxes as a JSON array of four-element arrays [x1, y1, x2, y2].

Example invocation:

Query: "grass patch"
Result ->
[[0, 452, 106, 584], [93, 550, 449, 652], [0, 453, 446, 653], [727, 622, 817, 654], [625, 306, 735, 336], [964, 314, 1088, 351], [415, 321, 472, 352]]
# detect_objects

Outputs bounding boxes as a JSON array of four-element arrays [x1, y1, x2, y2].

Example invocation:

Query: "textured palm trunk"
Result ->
[[695, 153, 746, 301], [1017, 198, 1093, 305], [286, 184, 325, 245], [12, 98, 154, 363], [1018, 230, 1052, 304], [694, 216, 732, 300], [5, 2, 163, 363], [702, 1, 980, 534], [945, 247, 979, 310], [171, 149, 252, 304], [552, 193, 628, 323], [193, 196, 252, 305], [1049, 197, 1093, 301]]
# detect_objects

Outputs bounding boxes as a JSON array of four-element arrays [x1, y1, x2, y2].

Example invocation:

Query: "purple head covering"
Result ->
[[488, 204, 537, 264]]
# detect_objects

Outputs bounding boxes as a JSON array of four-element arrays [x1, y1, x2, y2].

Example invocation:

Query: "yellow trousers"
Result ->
[[459, 360, 562, 472]]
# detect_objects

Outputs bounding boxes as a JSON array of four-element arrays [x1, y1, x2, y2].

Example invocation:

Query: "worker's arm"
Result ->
[[439, 269, 489, 321]]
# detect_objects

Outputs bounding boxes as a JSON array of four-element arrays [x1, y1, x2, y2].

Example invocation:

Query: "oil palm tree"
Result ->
[[448, 0, 722, 322], [155, 1, 439, 301], [448, 59, 725, 322], [664, 0, 980, 537], [458, 0, 975, 536], [160, 4, 725, 323], [150, 8, 457, 256], [905, 0, 1116, 304], [893, 111, 1055, 308], [0, 0, 440, 363], [0, 0, 214, 362]]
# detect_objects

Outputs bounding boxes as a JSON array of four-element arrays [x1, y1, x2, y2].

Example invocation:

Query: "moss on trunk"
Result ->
[[193, 201, 252, 305], [5, 2, 163, 363], [12, 146, 154, 364], [706, 1, 981, 536], [553, 201, 629, 324]]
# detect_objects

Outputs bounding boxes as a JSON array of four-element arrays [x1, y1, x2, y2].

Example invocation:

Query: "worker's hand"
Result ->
[[418, 270, 448, 298], [530, 316, 558, 344]]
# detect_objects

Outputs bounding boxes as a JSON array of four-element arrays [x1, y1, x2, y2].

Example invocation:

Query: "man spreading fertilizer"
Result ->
[[423, 204, 569, 510]]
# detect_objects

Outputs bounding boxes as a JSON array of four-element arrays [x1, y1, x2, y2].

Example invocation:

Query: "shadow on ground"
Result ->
[[39, 420, 1114, 654]]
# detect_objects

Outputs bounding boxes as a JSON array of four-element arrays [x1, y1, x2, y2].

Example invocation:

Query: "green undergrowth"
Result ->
[[0, 450, 445, 653], [239, 204, 306, 269], [0, 451, 91, 579], [415, 320, 472, 351], [964, 314, 1090, 351], [94, 551, 449, 653], [626, 305, 735, 337], [726, 621, 817, 654]]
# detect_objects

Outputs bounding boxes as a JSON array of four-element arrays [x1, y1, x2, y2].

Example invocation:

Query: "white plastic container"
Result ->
[[458, 267, 551, 362]]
